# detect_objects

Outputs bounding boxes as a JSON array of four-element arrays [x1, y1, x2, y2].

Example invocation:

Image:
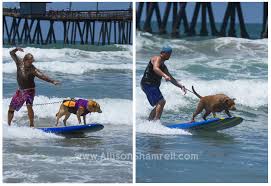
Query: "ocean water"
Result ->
[[2, 44, 133, 183], [138, 20, 265, 39], [136, 31, 268, 182]]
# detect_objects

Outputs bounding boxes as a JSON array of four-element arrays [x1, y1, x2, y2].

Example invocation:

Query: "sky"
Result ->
[[136, 2, 264, 24]]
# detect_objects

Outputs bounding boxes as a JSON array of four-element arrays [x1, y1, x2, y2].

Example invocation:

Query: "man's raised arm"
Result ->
[[9, 47, 23, 64]]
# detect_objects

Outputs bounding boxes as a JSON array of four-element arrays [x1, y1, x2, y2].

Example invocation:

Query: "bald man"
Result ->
[[8, 47, 60, 127]]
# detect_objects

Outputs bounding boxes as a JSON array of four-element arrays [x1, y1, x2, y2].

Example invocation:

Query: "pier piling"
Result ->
[[3, 7, 132, 45], [136, 2, 267, 38]]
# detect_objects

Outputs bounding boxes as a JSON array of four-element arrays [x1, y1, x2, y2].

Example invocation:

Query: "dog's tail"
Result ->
[[192, 86, 202, 99]]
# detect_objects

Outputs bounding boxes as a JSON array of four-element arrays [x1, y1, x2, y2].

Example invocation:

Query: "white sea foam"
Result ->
[[136, 32, 268, 59], [3, 47, 132, 74], [2, 96, 132, 126], [3, 125, 62, 139], [3, 47, 132, 61], [137, 78, 267, 117], [3, 61, 132, 74], [136, 119, 191, 135]]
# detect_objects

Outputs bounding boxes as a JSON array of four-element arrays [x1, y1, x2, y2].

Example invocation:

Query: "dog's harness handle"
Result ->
[[67, 98, 76, 108]]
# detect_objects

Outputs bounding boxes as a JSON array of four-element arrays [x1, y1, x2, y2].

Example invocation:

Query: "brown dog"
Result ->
[[55, 98, 102, 126], [191, 86, 236, 122]]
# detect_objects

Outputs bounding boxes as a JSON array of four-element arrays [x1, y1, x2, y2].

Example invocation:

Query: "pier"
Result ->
[[136, 2, 268, 38], [3, 3, 132, 45]]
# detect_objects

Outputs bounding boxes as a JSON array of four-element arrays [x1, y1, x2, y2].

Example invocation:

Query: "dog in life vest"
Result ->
[[55, 98, 102, 126]]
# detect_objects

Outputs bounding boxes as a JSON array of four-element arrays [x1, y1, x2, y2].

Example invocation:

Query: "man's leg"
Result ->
[[26, 105, 34, 127], [8, 89, 22, 126], [154, 99, 166, 120], [148, 107, 156, 121], [25, 89, 35, 127], [8, 106, 15, 126], [142, 84, 165, 121]]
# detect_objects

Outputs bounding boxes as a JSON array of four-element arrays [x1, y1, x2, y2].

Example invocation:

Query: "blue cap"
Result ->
[[161, 46, 172, 54]]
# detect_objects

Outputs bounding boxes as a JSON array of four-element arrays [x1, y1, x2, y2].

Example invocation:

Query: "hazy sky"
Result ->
[[136, 2, 264, 24]]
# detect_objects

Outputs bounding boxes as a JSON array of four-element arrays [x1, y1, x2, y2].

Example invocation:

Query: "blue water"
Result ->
[[2, 44, 133, 183], [136, 30, 268, 182], [138, 21, 265, 39]]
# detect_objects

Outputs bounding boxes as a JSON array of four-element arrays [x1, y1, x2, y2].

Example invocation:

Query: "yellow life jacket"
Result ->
[[63, 100, 76, 108]]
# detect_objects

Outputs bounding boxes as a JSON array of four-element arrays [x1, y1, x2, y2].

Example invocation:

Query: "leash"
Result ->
[[25, 98, 76, 107], [183, 86, 200, 98], [184, 87, 194, 94], [30, 101, 63, 106]]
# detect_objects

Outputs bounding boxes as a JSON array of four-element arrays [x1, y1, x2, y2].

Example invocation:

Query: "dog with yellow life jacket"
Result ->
[[55, 98, 102, 126]]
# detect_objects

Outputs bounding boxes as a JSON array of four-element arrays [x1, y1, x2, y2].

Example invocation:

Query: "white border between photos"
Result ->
[[268, 1, 270, 185], [132, 0, 136, 184], [0, 0, 3, 184]]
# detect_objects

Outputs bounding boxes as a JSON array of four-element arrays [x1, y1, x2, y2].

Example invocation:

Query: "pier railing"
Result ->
[[3, 8, 132, 21]]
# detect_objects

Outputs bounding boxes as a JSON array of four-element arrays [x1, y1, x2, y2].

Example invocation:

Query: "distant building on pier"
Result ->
[[19, 2, 49, 16]]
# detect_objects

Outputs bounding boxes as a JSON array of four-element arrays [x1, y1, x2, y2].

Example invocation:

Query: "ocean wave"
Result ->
[[2, 47, 132, 63], [3, 125, 63, 139], [136, 31, 268, 59], [2, 95, 132, 126], [136, 119, 191, 135], [137, 78, 267, 118], [3, 61, 132, 74]]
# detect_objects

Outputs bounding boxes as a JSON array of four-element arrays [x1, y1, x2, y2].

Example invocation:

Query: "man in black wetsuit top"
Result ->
[[8, 47, 60, 127], [141, 46, 187, 121]]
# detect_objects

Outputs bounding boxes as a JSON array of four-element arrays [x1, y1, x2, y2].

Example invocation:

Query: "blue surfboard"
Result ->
[[166, 117, 243, 131], [38, 123, 104, 135]]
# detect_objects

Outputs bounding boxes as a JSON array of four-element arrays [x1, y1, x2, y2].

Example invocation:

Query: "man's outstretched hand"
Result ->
[[164, 74, 172, 81], [181, 85, 187, 95]]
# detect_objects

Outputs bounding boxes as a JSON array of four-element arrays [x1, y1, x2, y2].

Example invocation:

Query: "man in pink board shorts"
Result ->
[[8, 47, 60, 127]]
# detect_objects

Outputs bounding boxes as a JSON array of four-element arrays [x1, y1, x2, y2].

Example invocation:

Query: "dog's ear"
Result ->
[[88, 100, 97, 107], [220, 97, 228, 103]]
